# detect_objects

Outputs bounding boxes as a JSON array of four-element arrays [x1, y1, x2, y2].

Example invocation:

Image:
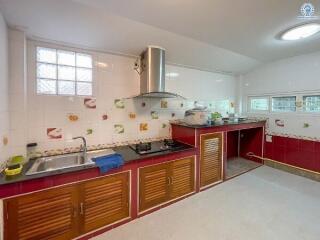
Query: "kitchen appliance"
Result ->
[[129, 139, 187, 155], [130, 46, 185, 99], [184, 107, 209, 125]]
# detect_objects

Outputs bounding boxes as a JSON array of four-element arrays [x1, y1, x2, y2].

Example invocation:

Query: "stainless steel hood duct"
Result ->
[[132, 46, 185, 99]]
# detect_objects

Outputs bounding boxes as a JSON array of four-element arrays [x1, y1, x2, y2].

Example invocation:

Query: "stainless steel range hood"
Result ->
[[132, 46, 185, 99]]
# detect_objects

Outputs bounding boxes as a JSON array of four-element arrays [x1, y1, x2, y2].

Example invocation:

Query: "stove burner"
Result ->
[[129, 139, 186, 155], [164, 139, 178, 147], [136, 142, 151, 152]]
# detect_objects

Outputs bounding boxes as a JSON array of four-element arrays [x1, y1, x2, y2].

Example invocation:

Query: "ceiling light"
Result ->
[[281, 23, 320, 41], [96, 62, 109, 68], [166, 72, 179, 78]]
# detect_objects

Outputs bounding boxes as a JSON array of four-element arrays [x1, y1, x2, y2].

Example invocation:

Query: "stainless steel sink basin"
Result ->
[[25, 153, 93, 176], [26, 149, 115, 176]]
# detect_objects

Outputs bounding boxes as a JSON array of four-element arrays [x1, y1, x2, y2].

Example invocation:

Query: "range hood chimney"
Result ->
[[132, 46, 185, 99]]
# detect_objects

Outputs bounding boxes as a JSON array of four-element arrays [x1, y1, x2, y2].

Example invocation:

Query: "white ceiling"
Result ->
[[1, 0, 319, 74]]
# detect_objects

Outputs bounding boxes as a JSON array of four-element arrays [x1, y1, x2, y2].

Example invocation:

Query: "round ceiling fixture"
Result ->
[[280, 23, 320, 41]]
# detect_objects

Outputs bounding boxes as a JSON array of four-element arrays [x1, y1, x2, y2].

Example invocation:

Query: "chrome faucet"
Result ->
[[73, 136, 87, 160]]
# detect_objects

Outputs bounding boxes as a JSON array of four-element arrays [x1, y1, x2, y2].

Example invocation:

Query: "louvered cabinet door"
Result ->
[[80, 172, 130, 234], [200, 133, 223, 187], [139, 163, 170, 212], [169, 156, 195, 199], [4, 186, 78, 240]]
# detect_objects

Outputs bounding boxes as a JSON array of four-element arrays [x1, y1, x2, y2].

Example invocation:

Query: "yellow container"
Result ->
[[4, 164, 23, 176], [10, 155, 25, 165]]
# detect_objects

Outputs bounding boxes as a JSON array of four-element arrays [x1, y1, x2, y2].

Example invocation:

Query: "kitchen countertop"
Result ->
[[0, 141, 195, 186], [171, 119, 266, 129]]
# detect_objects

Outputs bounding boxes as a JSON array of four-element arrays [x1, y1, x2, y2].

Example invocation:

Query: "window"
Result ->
[[272, 96, 296, 112], [303, 95, 320, 112], [36, 47, 93, 96], [249, 97, 269, 111], [215, 100, 232, 115]]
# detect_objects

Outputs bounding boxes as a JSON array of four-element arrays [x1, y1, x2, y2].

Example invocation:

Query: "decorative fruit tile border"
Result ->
[[249, 116, 320, 142], [266, 131, 320, 142], [28, 136, 170, 158]]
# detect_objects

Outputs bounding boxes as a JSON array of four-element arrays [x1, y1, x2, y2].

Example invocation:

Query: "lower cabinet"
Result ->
[[4, 171, 130, 240], [79, 172, 130, 234], [4, 185, 78, 240], [200, 132, 223, 188], [139, 156, 195, 212]]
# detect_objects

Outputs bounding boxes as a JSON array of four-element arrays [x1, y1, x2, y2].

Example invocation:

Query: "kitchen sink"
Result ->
[[26, 149, 115, 176]]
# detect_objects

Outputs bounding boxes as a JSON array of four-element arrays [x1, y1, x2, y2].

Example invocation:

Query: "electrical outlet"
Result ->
[[266, 135, 272, 142]]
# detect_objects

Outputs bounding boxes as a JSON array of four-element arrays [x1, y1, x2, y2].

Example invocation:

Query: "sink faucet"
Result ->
[[73, 136, 87, 159]]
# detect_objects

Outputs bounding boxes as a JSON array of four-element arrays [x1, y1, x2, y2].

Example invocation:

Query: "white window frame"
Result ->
[[247, 96, 270, 113], [246, 92, 320, 115], [36, 45, 94, 97]]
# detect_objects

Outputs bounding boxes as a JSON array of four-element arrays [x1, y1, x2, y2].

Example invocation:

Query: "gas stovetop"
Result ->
[[129, 139, 187, 155]]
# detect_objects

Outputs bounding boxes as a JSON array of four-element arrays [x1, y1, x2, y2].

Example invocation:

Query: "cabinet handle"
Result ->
[[170, 177, 174, 185], [167, 176, 171, 185], [72, 205, 77, 218], [80, 203, 84, 215]]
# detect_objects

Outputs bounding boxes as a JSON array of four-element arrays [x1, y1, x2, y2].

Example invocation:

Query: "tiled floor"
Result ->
[[226, 157, 262, 179], [93, 166, 320, 240]]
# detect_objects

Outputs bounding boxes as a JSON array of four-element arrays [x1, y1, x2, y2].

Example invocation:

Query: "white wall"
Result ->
[[241, 51, 320, 140], [0, 12, 9, 168], [166, 65, 237, 102], [6, 29, 27, 161], [5, 37, 237, 158]]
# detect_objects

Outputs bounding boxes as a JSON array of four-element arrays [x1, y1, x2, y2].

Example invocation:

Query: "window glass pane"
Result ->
[[37, 63, 57, 79], [77, 82, 92, 96], [303, 95, 320, 112], [58, 66, 75, 80], [57, 50, 75, 66], [76, 53, 92, 68], [37, 79, 56, 94], [272, 96, 296, 112], [250, 98, 269, 111], [37, 47, 56, 64], [58, 81, 75, 95], [36, 46, 93, 96], [215, 100, 231, 115], [77, 68, 92, 82]]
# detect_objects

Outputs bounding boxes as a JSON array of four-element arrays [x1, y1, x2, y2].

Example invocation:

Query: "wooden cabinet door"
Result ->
[[4, 185, 79, 240], [200, 133, 223, 188], [139, 163, 170, 212], [169, 156, 195, 199], [79, 172, 130, 234]]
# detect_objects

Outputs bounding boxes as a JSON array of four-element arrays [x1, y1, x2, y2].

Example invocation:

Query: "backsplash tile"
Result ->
[[4, 40, 236, 163], [84, 97, 96, 109], [46, 128, 62, 140]]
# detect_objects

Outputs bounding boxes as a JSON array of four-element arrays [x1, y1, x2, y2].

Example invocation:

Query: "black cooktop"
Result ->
[[129, 139, 187, 155]]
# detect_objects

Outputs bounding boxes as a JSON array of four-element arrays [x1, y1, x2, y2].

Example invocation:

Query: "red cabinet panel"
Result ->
[[269, 136, 319, 173]]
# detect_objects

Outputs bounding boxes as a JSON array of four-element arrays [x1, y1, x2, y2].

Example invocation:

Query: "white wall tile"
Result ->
[[242, 50, 320, 139], [6, 40, 237, 155]]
